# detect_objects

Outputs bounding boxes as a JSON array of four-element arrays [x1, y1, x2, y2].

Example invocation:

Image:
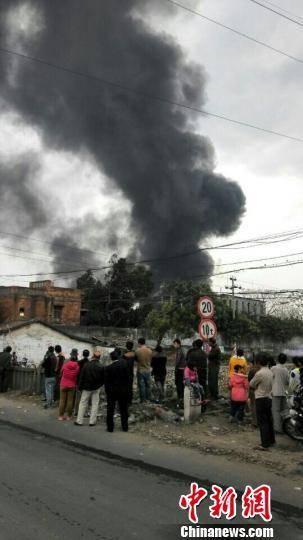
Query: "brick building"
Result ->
[[0, 280, 81, 325]]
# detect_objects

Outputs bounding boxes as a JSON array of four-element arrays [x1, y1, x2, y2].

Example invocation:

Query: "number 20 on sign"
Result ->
[[197, 296, 215, 319]]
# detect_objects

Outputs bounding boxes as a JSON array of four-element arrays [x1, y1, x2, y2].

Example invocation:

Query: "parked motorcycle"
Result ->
[[282, 394, 303, 442]]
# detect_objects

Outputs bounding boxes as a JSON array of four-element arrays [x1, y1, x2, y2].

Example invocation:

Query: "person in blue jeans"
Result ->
[[135, 338, 153, 402], [41, 346, 57, 409]]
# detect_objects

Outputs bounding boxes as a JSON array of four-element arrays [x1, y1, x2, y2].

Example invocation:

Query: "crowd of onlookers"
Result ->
[[0, 339, 302, 448]]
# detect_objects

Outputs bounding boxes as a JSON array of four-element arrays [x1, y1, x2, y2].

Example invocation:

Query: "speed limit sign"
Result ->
[[198, 319, 217, 341], [197, 296, 215, 318]]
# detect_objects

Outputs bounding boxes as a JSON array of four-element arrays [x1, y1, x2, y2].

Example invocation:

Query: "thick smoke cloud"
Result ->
[[0, 0, 245, 279], [0, 155, 46, 233]]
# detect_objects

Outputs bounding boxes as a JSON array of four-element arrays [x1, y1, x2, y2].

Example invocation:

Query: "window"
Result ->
[[53, 305, 63, 322], [19, 307, 25, 318]]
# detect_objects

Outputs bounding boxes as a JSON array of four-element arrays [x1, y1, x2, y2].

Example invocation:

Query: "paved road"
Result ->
[[0, 424, 302, 540]]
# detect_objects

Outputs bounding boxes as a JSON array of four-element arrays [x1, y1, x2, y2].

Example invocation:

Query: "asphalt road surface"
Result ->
[[0, 424, 302, 540]]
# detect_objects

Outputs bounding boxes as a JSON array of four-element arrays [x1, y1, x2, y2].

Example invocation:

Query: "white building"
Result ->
[[0, 319, 110, 366], [220, 295, 266, 318]]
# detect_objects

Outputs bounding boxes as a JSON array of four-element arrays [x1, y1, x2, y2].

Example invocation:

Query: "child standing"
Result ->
[[229, 365, 249, 423]]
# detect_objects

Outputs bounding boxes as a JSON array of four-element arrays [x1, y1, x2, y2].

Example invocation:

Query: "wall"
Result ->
[[0, 285, 81, 325], [0, 323, 99, 366]]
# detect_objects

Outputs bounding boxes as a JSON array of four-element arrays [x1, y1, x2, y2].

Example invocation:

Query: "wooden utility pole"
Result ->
[[225, 276, 242, 319]]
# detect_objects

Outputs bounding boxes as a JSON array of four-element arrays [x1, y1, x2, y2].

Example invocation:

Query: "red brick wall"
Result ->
[[0, 286, 81, 325]]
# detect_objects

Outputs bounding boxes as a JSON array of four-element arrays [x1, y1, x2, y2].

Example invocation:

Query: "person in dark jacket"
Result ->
[[54, 344, 65, 401], [208, 338, 221, 400], [173, 338, 186, 404], [122, 341, 136, 404], [0, 346, 12, 393], [74, 349, 91, 415], [104, 351, 133, 433], [186, 339, 208, 393], [151, 345, 167, 403], [41, 346, 57, 408], [75, 350, 104, 426]]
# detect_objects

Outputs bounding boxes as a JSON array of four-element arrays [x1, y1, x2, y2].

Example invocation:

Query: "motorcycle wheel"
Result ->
[[283, 417, 303, 441]]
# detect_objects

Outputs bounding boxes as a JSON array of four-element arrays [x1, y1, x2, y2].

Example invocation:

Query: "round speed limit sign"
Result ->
[[198, 319, 217, 341], [197, 296, 215, 318]]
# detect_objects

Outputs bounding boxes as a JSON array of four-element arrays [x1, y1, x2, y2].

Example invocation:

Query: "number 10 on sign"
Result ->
[[198, 319, 217, 341]]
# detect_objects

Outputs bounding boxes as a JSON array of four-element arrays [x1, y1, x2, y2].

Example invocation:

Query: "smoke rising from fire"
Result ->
[[0, 0, 245, 279]]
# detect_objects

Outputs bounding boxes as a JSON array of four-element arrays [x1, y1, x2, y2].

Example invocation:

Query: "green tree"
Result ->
[[146, 280, 224, 341], [77, 257, 154, 327]]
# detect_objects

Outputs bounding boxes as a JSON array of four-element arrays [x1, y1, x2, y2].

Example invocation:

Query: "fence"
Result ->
[[7, 367, 45, 395]]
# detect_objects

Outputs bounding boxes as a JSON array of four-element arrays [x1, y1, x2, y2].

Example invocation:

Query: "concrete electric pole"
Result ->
[[225, 276, 242, 319]]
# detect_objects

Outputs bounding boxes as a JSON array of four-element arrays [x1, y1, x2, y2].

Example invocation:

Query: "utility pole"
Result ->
[[225, 276, 242, 319]]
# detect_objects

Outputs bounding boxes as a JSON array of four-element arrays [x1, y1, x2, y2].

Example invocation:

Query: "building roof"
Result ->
[[0, 319, 96, 345]]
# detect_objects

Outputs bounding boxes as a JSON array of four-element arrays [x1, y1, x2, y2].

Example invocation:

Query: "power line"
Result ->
[[163, 0, 303, 66], [0, 226, 302, 270], [1, 46, 303, 143], [262, 0, 303, 21], [0, 230, 108, 258], [246, 0, 303, 27], [1, 227, 303, 278]]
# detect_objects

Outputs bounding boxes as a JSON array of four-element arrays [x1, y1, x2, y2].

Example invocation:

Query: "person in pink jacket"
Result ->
[[184, 360, 204, 403], [58, 350, 80, 421], [229, 364, 249, 423]]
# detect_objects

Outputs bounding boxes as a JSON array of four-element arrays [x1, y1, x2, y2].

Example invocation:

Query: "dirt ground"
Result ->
[[131, 399, 303, 482]]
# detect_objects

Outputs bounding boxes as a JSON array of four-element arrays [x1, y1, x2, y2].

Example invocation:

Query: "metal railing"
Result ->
[[7, 367, 45, 395]]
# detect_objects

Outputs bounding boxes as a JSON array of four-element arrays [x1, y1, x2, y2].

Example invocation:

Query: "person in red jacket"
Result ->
[[229, 364, 249, 423], [58, 351, 80, 421]]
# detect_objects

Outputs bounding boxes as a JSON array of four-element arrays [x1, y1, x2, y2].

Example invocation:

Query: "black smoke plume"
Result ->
[[0, 0, 245, 279]]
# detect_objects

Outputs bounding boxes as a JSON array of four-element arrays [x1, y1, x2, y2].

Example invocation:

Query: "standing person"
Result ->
[[135, 338, 153, 403], [0, 346, 12, 393], [247, 357, 260, 427], [104, 350, 133, 432], [58, 353, 80, 421], [208, 338, 221, 400], [41, 346, 57, 409], [271, 353, 289, 434], [186, 339, 208, 393], [74, 349, 91, 415], [229, 365, 249, 423], [123, 341, 136, 405], [54, 345, 65, 401], [229, 348, 248, 377], [151, 345, 167, 404], [78, 349, 90, 375], [173, 338, 186, 406], [11, 352, 17, 366], [250, 352, 275, 451], [75, 350, 104, 426]]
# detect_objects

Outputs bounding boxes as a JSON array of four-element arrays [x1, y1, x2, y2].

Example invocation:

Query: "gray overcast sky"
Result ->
[[0, 0, 303, 293]]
